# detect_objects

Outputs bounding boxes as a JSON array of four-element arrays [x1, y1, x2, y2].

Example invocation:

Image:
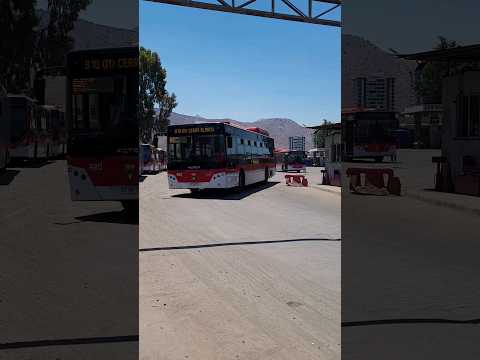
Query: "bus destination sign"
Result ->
[[173, 127, 216, 135], [83, 57, 138, 72], [67, 48, 138, 77]]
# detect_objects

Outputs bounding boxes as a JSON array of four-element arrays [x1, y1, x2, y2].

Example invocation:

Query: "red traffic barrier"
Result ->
[[346, 167, 401, 195], [285, 174, 308, 187]]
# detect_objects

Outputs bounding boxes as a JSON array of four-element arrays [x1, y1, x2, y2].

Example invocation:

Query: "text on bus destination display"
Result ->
[[83, 57, 138, 71], [174, 127, 216, 135]]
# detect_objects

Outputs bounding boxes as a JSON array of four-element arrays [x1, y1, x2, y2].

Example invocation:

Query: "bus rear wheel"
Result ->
[[263, 168, 269, 184]]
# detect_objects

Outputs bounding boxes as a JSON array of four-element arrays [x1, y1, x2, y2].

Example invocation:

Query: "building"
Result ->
[[354, 76, 396, 111], [324, 129, 342, 186], [401, 104, 443, 148], [289, 136, 305, 151], [400, 44, 480, 196], [308, 123, 342, 185]]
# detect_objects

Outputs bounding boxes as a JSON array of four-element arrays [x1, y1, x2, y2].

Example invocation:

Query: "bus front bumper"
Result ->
[[68, 165, 138, 201], [168, 172, 238, 189]]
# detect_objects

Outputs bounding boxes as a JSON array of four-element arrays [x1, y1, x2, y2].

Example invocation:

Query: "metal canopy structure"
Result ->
[[398, 44, 480, 62], [146, 0, 341, 27]]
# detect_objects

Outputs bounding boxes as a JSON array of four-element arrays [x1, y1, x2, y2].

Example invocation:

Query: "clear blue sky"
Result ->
[[140, 1, 340, 126]]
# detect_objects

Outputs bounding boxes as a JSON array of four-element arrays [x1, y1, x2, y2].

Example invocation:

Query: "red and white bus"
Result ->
[[342, 108, 398, 162], [274, 148, 307, 172], [65, 47, 138, 211], [8, 95, 51, 161], [167, 123, 275, 191]]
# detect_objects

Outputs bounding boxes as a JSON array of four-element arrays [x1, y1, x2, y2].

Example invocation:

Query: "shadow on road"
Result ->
[[343, 317, 480, 327], [0, 170, 20, 185], [0, 334, 139, 350], [172, 181, 280, 200], [139, 237, 341, 252], [140, 175, 147, 182], [75, 210, 138, 225]]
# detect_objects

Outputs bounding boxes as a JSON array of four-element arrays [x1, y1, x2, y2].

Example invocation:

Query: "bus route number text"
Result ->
[[83, 57, 138, 72]]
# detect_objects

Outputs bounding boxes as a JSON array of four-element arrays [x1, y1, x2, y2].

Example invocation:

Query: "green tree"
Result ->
[[414, 36, 458, 104], [0, 0, 38, 92], [139, 46, 177, 143], [36, 0, 92, 67]]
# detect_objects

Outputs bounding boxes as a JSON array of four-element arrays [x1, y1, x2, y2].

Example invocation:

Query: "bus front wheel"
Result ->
[[263, 168, 269, 184]]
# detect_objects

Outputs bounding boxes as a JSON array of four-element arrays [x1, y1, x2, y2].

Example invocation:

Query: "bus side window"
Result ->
[[227, 136, 232, 149]]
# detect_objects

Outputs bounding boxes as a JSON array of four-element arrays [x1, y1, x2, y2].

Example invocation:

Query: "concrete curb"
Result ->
[[311, 184, 342, 196], [406, 191, 480, 217]]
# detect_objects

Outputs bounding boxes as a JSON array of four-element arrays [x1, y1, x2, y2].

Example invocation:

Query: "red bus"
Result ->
[[167, 123, 275, 192], [65, 47, 138, 211], [342, 108, 398, 162], [274, 148, 307, 172]]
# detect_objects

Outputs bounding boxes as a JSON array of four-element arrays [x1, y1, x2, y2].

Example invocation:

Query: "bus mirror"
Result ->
[[227, 136, 233, 148]]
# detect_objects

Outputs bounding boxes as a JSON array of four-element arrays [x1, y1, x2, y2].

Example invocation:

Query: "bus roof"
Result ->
[[7, 94, 35, 100], [67, 46, 138, 57], [245, 127, 269, 136]]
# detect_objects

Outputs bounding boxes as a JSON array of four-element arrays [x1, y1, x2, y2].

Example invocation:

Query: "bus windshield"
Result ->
[[168, 134, 226, 169], [70, 76, 136, 132], [351, 113, 398, 144], [66, 47, 138, 156]]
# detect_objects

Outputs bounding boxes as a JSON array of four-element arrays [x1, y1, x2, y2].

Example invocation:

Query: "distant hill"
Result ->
[[168, 112, 315, 150], [36, 9, 137, 50], [342, 34, 417, 111]]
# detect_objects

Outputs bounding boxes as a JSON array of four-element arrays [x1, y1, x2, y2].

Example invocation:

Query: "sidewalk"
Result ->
[[405, 189, 480, 217], [310, 182, 341, 196]]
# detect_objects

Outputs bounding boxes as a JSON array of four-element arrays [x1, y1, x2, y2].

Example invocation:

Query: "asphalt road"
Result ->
[[342, 150, 480, 359], [0, 160, 138, 359], [140, 168, 341, 360]]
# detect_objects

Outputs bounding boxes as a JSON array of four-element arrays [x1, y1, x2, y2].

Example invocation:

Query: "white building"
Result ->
[[354, 76, 396, 111], [289, 136, 305, 151]]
